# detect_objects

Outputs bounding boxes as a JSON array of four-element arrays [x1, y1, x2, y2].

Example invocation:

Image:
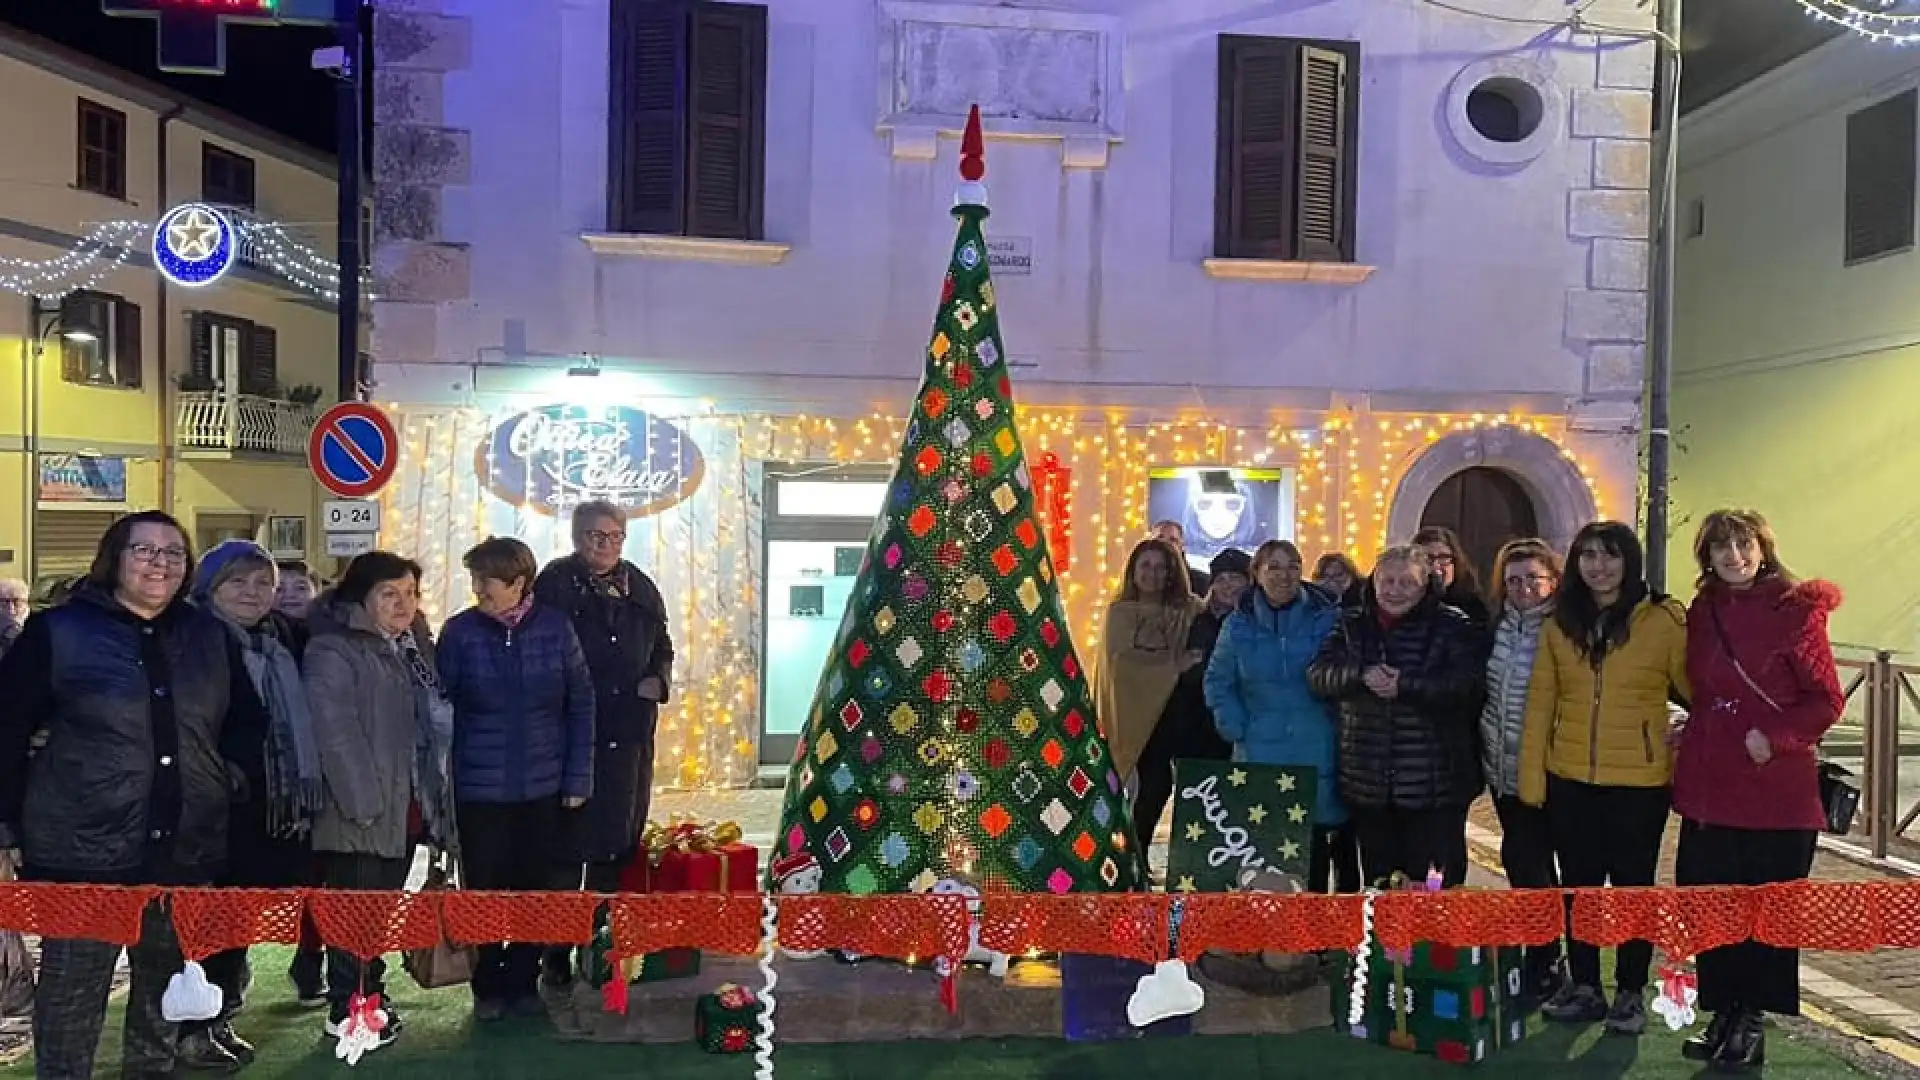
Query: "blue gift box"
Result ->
[[1060, 953, 1193, 1042]]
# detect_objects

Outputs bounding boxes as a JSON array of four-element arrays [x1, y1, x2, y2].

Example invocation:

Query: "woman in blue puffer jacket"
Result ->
[[436, 536, 595, 1022], [1204, 539, 1352, 892]]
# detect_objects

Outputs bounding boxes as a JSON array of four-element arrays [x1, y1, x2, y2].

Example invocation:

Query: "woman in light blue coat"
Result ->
[[1204, 539, 1352, 892]]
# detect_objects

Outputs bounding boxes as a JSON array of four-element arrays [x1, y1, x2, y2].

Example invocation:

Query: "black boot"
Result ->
[[1682, 1009, 1734, 1062], [175, 1027, 243, 1073], [208, 1021, 256, 1066], [1713, 1010, 1766, 1073]]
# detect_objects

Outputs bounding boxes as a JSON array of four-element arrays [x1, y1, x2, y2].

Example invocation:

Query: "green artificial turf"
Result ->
[[0, 947, 1870, 1079]]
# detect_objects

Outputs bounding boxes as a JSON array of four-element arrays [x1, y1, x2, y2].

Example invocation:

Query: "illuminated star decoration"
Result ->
[[152, 203, 236, 288]]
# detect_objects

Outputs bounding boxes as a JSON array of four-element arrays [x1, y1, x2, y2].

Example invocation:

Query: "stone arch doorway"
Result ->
[[1419, 467, 1539, 588], [1385, 425, 1598, 573]]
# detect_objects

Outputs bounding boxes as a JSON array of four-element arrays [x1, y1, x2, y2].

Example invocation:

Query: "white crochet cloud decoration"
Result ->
[[160, 962, 222, 1023], [1126, 959, 1205, 1028]]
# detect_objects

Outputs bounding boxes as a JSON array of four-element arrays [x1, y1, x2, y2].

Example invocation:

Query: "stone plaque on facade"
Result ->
[[878, 1, 1124, 147]]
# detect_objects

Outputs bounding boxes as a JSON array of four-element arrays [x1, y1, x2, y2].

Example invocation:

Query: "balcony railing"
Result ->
[[175, 390, 317, 456]]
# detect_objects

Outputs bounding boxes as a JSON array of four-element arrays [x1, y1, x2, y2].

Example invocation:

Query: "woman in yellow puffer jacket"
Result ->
[[1518, 521, 1689, 1038]]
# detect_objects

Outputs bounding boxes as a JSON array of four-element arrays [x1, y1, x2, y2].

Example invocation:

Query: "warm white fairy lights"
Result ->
[[375, 402, 1604, 791], [0, 211, 361, 301], [1798, 0, 1920, 44]]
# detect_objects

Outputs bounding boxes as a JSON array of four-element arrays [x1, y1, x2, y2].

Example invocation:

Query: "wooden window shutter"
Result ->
[[1294, 46, 1353, 263], [1215, 36, 1299, 260], [189, 313, 215, 383], [58, 294, 87, 382], [607, 0, 690, 234], [686, 1, 766, 240], [1845, 88, 1917, 264], [242, 323, 278, 397], [115, 299, 142, 389]]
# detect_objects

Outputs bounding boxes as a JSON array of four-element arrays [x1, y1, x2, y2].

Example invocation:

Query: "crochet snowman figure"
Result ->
[[770, 851, 826, 960]]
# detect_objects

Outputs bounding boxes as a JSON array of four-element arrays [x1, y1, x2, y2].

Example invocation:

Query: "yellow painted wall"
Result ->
[[175, 459, 322, 560], [0, 31, 347, 577]]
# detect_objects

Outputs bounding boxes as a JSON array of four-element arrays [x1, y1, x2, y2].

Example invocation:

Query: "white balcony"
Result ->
[[175, 391, 317, 458]]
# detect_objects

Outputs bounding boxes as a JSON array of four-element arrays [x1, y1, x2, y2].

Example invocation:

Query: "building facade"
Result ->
[[369, 0, 1657, 786], [0, 25, 347, 590], [1673, 32, 1917, 653]]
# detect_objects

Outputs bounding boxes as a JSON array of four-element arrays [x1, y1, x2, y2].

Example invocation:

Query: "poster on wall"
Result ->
[[265, 516, 307, 559], [475, 403, 706, 518], [39, 454, 127, 502], [1145, 466, 1294, 577]]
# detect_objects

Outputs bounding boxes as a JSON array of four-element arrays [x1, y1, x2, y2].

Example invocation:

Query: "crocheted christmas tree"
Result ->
[[770, 106, 1138, 897]]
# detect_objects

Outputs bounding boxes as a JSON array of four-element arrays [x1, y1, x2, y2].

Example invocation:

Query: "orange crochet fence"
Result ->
[[2, 882, 1917, 968]]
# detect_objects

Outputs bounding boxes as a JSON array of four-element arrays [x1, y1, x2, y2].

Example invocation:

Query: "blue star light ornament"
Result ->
[[154, 203, 238, 288]]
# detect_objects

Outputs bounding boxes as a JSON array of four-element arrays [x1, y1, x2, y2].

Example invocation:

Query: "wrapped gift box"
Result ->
[[611, 821, 757, 982], [694, 983, 762, 1054], [1336, 946, 1526, 1065], [1060, 953, 1193, 1042], [584, 921, 703, 988]]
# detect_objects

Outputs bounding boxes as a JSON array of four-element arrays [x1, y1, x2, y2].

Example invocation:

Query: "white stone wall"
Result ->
[[369, 0, 1655, 534]]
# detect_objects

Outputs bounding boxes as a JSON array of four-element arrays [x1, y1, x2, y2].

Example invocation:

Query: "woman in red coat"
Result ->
[[1673, 508, 1843, 1073]]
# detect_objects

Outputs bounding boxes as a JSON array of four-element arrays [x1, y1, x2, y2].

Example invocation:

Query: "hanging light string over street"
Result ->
[[1797, 0, 1920, 43], [0, 210, 363, 300]]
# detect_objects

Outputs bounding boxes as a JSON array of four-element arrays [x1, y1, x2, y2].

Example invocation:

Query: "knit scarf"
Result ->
[[395, 628, 459, 857], [213, 610, 322, 837], [491, 593, 534, 629]]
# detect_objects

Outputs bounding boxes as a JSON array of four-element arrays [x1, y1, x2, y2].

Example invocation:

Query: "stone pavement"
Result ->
[[1462, 796, 1920, 1051]]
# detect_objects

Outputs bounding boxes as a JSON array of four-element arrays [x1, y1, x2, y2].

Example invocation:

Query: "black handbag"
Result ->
[[1818, 761, 1861, 837], [1709, 605, 1855, 835]]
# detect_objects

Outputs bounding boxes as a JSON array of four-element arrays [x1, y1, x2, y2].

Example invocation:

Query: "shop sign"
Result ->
[[987, 236, 1031, 276], [39, 454, 127, 503], [476, 404, 705, 517]]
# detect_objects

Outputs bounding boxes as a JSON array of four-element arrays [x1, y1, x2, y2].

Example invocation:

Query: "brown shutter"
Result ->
[[1215, 36, 1298, 260], [607, 0, 690, 234], [115, 298, 142, 389], [686, 1, 766, 240], [1294, 46, 1352, 263], [58, 294, 86, 382], [243, 323, 278, 397], [189, 313, 215, 384]]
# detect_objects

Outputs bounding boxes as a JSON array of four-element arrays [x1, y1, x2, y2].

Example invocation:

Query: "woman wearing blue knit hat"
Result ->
[[179, 539, 324, 1071]]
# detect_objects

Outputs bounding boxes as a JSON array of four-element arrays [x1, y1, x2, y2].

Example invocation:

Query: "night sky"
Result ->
[[0, 1, 349, 154]]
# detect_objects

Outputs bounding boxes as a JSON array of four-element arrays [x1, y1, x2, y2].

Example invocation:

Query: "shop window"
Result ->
[[606, 0, 768, 240], [202, 143, 257, 209], [59, 291, 142, 389], [1845, 87, 1916, 264], [76, 98, 126, 200], [1214, 35, 1360, 263]]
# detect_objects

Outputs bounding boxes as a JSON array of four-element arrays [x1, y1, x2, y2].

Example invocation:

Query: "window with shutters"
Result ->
[[606, 0, 768, 240], [58, 291, 142, 390], [188, 312, 269, 394], [1845, 88, 1917, 265], [76, 99, 127, 200], [1214, 36, 1360, 263], [202, 143, 257, 209]]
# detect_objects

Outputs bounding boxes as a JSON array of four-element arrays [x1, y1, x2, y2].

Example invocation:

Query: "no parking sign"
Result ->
[[307, 401, 398, 500]]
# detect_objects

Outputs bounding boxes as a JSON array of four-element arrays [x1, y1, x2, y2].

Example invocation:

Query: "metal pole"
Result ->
[[1643, 0, 1682, 592], [334, 0, 363, 404]]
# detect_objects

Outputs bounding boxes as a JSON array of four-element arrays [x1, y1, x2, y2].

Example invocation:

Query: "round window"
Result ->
[[1466, 76, 1545, 144]]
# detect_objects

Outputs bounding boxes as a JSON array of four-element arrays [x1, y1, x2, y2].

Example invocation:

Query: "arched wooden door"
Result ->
[[1419, 467, 1539, 588]]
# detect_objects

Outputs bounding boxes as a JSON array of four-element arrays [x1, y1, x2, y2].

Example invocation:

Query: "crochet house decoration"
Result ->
[[770, 106, 1138, 897]]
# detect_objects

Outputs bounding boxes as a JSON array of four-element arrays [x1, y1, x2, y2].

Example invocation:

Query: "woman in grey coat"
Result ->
[[1478, 537, 1562, 1004], [303, 551, 454, 1049]]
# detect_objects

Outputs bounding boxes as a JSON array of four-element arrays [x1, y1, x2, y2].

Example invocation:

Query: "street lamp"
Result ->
[[23, 296, 102, 583]]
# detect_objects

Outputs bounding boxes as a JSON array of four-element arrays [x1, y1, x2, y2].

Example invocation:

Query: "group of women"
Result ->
[[1101, 510, 1844, 1073], [0, 501, 673, 1080]]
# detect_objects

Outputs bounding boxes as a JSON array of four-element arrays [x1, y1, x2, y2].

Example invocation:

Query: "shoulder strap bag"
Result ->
[[1707, 603, 1858, 836]]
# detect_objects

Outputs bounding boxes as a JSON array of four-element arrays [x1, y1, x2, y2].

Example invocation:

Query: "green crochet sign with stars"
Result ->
[[1165, 761, 1317, 894]]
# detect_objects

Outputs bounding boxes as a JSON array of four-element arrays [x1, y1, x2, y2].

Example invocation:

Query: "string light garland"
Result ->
[[379, 404, 1604, 791], [1797, 0, 1920, 44], [0, 211, 361, 300]]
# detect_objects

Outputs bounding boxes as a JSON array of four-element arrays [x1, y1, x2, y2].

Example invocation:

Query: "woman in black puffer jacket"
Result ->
[[1309, 544, 1488, 888]]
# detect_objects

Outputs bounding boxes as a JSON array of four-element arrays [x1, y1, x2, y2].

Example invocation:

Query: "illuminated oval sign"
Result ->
[[475, 405, 705, 518], [154, 202, 236, 288]]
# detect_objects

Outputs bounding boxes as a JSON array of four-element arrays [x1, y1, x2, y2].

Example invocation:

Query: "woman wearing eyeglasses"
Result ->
[[0, 511, 268, 1080], [1478, 538, 1565, 1005], [1093, 537, 1202, 878]]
